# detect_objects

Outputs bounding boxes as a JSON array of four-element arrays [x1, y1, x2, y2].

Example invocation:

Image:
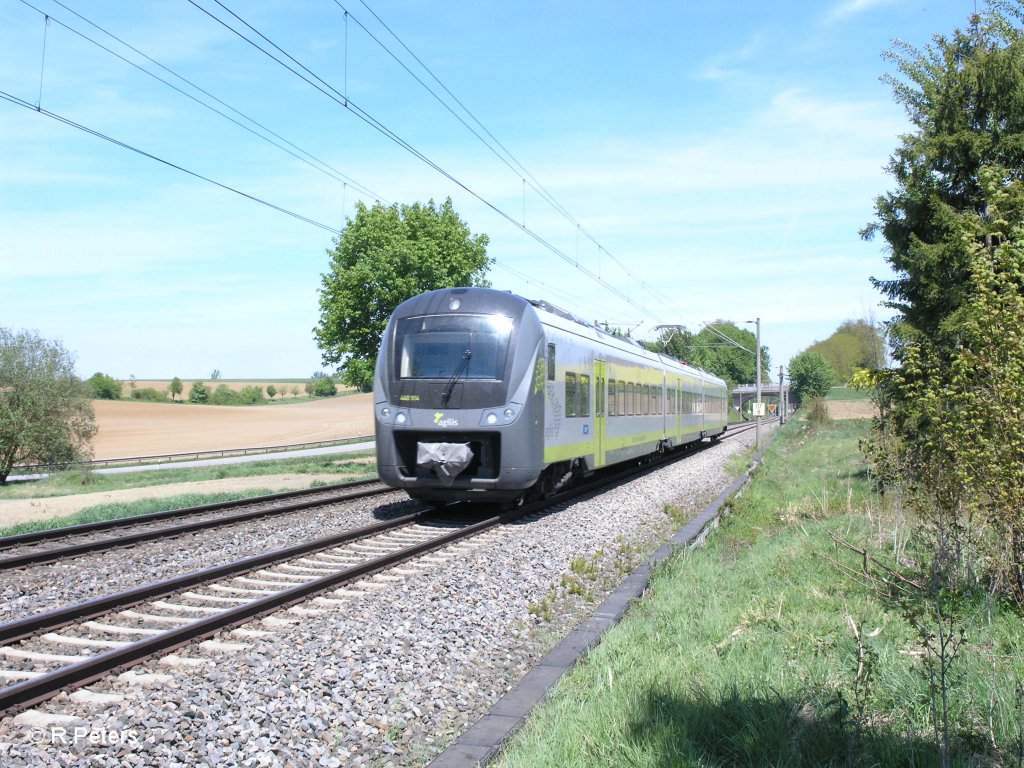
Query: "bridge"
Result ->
[[732, 383, 790, 417]]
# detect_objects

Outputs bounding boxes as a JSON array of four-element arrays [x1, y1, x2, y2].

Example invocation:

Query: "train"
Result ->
[[373, 287, 728, 505]]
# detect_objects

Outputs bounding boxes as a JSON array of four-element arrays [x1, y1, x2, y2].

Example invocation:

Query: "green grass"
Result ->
[[0, 452, 376, 502], [0, 491, 283, 538], [827, 385, 873, 401], [497, 417, 1024, 768]]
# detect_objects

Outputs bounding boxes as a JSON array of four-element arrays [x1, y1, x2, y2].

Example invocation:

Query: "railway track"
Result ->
[[0, 479, 395, 570], [0, 422, 772, 719], [0, 505, 517, 716]]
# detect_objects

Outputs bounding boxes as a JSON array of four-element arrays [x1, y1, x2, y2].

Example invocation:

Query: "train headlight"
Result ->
[[395, 412, 408, 425], [381, 407, 391, 418], [480, 403, 522, 426]]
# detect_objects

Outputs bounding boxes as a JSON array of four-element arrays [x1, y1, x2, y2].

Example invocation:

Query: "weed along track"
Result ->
[[0, 423, 770, 764], [0, 480, 393, 570]]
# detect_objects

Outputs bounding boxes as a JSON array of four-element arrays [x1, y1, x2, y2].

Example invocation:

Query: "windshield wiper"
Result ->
[[441, 350, 472, 405]]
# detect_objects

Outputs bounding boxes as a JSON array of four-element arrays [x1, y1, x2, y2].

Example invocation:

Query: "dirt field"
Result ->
[[92, 395, 374, 460], [827, 400, 878, 420], [1, 396, 377, 529]]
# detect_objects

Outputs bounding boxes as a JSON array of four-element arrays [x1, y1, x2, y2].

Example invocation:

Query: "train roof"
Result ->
[[525, 297, 726, 387], [390, 287, 726, 388]]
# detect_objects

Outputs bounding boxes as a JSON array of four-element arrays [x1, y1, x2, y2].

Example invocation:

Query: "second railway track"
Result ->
[[0, 507, 513, 716], [0, 421, 774, 722], [0, 479, 395, 570]]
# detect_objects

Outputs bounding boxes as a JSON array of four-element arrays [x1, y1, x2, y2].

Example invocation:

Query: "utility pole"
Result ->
[[755, 317, 761, 451], [779, 365, 785, 425]]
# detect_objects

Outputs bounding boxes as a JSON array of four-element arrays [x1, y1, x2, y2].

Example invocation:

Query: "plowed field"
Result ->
[[92, 395, 374, 460]]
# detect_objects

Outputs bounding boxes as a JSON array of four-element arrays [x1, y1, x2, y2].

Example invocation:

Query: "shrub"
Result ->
[[87, 372, 122, 400], [266, 384, 277, 400], [130, 387, 169, 403], [188, 381, 209, 404], [210, 384, 236, 405], [805, 395, 831, 426], [237, 385, 265, 404], [310, 376, 338, 397]]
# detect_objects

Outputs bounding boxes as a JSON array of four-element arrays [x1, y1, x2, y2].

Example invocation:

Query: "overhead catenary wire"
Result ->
[[187, 0, 666, 322], [9, 1, 759, 352], [16, 0, 387, 204], [0, 88, 343, 235], [342, 0, 751, 351]]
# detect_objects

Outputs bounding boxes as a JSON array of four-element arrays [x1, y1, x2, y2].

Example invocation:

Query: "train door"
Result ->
[[594, 359, 607, 467], [673, 378, 682, 443]]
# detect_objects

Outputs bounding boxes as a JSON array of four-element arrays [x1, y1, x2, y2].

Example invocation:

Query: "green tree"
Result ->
[[861, 1, 1024, 608], [86, 372, 122, 400], [169, 377, 183, 402], [188, 380, 210, 404], [306, 371, 337, 397], [655, 323, 769, 389], [806, 319, 886, 382], [315, 198, 492, 392], [862, 7, 1024, 352], [788, 351, 834, 402], [0, 329, 97, 485], [870, 166, 1024, 602], [266, 384, 277, 400]]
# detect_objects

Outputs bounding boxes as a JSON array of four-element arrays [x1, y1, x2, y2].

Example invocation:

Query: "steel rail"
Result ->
[[12, 434, 375, 474], [0, 422, 774, 715], [0, 509, 430, 647], [0, 507, 516, 716], [0, 480, 394, 570], [0, 479, 383, 550]]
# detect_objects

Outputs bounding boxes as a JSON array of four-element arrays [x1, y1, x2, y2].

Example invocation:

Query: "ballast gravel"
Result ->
[[0, 492, 415, 625], [0, 425, 773, 767]]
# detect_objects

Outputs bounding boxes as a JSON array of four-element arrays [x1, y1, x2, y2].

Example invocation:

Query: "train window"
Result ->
[[595, 376, 604, 417], [617, 381, 626, 416], [642, 385, 649, 415], [396, 314, 512, 380], [565, 372, 578, 418], [579, 374, 590, 417], [547, 344, 555, 381], [650, 386, 658, 415], [608, 379, 617, 416], [667, 386, 675, 415]]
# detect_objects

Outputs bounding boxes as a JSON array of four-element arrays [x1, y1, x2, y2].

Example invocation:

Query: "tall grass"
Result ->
[[498, 418, 1024, 767]]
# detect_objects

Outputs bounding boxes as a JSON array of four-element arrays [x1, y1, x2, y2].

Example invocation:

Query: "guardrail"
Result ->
[[11, 435, 375, 475]]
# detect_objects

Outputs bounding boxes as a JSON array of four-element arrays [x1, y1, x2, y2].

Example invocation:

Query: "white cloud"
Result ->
[[826, 0, 901, 23]]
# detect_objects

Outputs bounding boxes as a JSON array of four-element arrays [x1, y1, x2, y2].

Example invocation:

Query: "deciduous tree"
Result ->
[[655, 323, 769, 389], [315, 198, 491, 392], [0, 329, 96, 485], [86, 372, 122, 400], [788, 351, 834, 402]]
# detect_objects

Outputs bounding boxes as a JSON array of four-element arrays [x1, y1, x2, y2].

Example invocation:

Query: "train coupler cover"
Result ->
[[416, 442, 474, 485]]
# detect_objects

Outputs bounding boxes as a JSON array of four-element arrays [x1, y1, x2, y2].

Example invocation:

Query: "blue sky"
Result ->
[[1, 0, 975, 380]]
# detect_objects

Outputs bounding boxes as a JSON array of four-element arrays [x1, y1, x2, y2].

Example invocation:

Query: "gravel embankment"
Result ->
[[0, 492, 415, 625], [0, 425, 772, 767]]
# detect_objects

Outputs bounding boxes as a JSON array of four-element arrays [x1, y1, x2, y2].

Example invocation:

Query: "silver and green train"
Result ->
[[374, 287, 727, 504]]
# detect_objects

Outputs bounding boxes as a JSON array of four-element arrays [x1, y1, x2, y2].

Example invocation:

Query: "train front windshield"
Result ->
[[395, 314, 513, 380]]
